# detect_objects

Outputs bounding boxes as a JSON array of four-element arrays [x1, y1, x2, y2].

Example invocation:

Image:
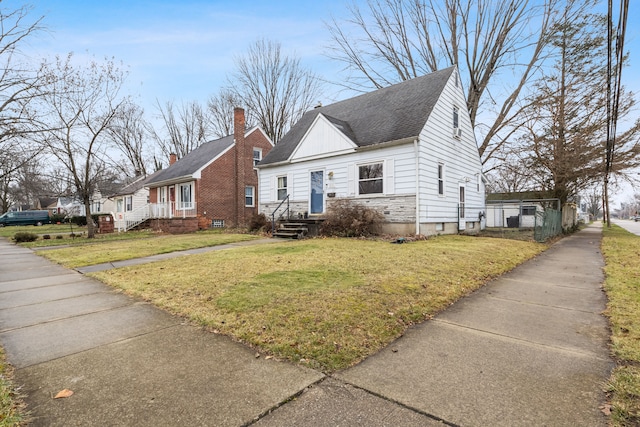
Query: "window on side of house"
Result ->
[[245, 186, 255, 207], [358, 162, 383, 195], [438, 164, 445, 196], [116, 199, 123, 212], [159, 187, 166, 203], [277, 176, 287, 200], [453, 106, 459, 129], [179, 183, 193, 209], [253, 148, 262, 166], [521, 206, 536, 216], [125, 196, 133, 211]]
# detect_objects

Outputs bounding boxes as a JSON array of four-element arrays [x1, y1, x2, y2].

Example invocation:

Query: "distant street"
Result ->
[[612, 219, 640, 236]]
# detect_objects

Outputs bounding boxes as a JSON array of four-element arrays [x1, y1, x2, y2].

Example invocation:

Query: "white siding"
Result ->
[[417, 69, 484, 225], [291, 115, 357, 161], [259, 143, 417, 218]]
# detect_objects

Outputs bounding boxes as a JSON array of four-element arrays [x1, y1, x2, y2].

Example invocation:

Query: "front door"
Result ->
[[310, 170, 324, 214], [458, 184, 466, 231]]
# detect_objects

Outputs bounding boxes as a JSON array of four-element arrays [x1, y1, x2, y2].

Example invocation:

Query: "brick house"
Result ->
[[144, 108, 273, 232]]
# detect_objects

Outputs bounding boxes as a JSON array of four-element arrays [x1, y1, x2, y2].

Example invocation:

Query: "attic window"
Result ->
[[253, 148, 262, 166], [358, 162, 383, 195]]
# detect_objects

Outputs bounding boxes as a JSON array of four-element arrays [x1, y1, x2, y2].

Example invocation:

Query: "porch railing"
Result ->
[[271, 195, 290, 234], [115, 202, 197, 231], [149, 202, 197, 219]]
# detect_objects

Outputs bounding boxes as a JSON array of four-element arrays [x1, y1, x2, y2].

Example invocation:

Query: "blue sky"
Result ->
[[7, 0, 640, 204], [20, 0, 349, 109]]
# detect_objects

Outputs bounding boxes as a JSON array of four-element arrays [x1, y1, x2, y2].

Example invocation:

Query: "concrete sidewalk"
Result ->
[[0, 224, 613, 426]]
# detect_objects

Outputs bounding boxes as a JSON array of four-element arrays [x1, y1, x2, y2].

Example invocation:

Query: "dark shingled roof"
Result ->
[[146, 135, 235, 186], [259, 67, 455, 166], [111, 170, 164, 197]]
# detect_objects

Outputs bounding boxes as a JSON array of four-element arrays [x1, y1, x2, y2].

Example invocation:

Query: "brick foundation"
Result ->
[[150, 218, 199, 234]]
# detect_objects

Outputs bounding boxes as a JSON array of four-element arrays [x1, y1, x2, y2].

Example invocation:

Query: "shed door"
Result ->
[[310, 170, 324, 214]]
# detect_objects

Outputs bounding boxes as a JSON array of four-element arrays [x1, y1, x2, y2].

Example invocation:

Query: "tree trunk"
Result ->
[[84, 198, 95, 238]]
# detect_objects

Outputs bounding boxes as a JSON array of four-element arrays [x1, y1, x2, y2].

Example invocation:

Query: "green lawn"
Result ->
[[37, 230, 261, 268], [601, 225, 640, 426], [0, 223, 85, 238], [0, 348, 25, 426], [90, 235, 545, 372]]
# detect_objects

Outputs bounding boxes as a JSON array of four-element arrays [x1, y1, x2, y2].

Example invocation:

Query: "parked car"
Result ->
[[0, 210, 51, 227]]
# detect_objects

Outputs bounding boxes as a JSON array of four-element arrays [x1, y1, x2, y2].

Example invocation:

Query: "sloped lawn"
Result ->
[[90, 235, 544, 372]]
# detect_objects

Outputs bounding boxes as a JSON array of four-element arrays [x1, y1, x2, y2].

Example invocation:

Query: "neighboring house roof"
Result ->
[[259, 66, 455, 166], [146, 135, 235, 186], [38, 197, 57, 209], [111, 170, 164, 197], [486, 191, 556, 201]]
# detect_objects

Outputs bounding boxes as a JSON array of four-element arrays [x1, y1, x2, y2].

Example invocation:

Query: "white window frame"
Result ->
[[125, 196, 133, 211], [178, 183, 194, 210], [158, 187, 166, 203], [245, 186, 255, 207], [357, 161, 384, 196], [253, 148, 262, 166], [277, 175, 288, 201], [438, 163, 445, 196]]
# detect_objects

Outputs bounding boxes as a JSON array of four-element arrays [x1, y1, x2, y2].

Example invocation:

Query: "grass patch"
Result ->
[[0, 224, 86, 238], [21, 229, 157, 248], [38, 230, 260, 268], [90, 235, 545, 372], [0, 347, 25, 426], [602, 225, 640, 426]]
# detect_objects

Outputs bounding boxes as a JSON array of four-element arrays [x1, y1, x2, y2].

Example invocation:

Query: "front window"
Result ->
[[158, 187, 166, 203], [277, 176, 287, 200], [358, 162, 383, 195], [179, 183, 193, 209], [116, 199, 123, 212], [125, 196, 133, 211], [245, 186, 255, 207], [521, 206, 536, 216], [253, 148, 262, 166]]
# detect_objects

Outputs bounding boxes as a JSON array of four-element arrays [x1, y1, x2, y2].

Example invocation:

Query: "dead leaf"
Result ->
[[54, 389, 74, 399], [600, 404, 612, 416]]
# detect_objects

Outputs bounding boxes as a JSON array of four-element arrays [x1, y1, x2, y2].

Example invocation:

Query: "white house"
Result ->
[[256, 66, 485, 236], [109, 172, 162, 231]]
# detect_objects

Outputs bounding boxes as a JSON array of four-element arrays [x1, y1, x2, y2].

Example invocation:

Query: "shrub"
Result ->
[[319, 199, 384, 237], [43, 234, 51, 240], [248, 213, 269, 232], [50, 213, 65, 223], [55, 235, 64, 240], [13, 232, 38, 243]]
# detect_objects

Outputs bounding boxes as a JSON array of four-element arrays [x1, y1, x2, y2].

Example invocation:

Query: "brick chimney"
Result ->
[[169, 153, 177, 165], [234, 107, 246, 227]]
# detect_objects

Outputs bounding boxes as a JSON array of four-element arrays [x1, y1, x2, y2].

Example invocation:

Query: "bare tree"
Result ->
[[207, 88, 242, 138], [0, 3, 48, 181], [326, 0, 558, 164], [107, 100, 150, 176], [227, 39, 322, 143], [148, 100, 211, 160], [39, 54, 128, 238]]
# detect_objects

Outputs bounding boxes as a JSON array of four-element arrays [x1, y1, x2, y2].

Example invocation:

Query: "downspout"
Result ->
[[414, 138, 420, 235]]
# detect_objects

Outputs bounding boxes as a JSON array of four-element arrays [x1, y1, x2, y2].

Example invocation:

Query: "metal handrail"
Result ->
[[271, 195, 290, 234]]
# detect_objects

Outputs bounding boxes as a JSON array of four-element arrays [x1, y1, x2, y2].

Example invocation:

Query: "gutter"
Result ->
[[414, 138, 420, 235], [144, 175, 194, 188]]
